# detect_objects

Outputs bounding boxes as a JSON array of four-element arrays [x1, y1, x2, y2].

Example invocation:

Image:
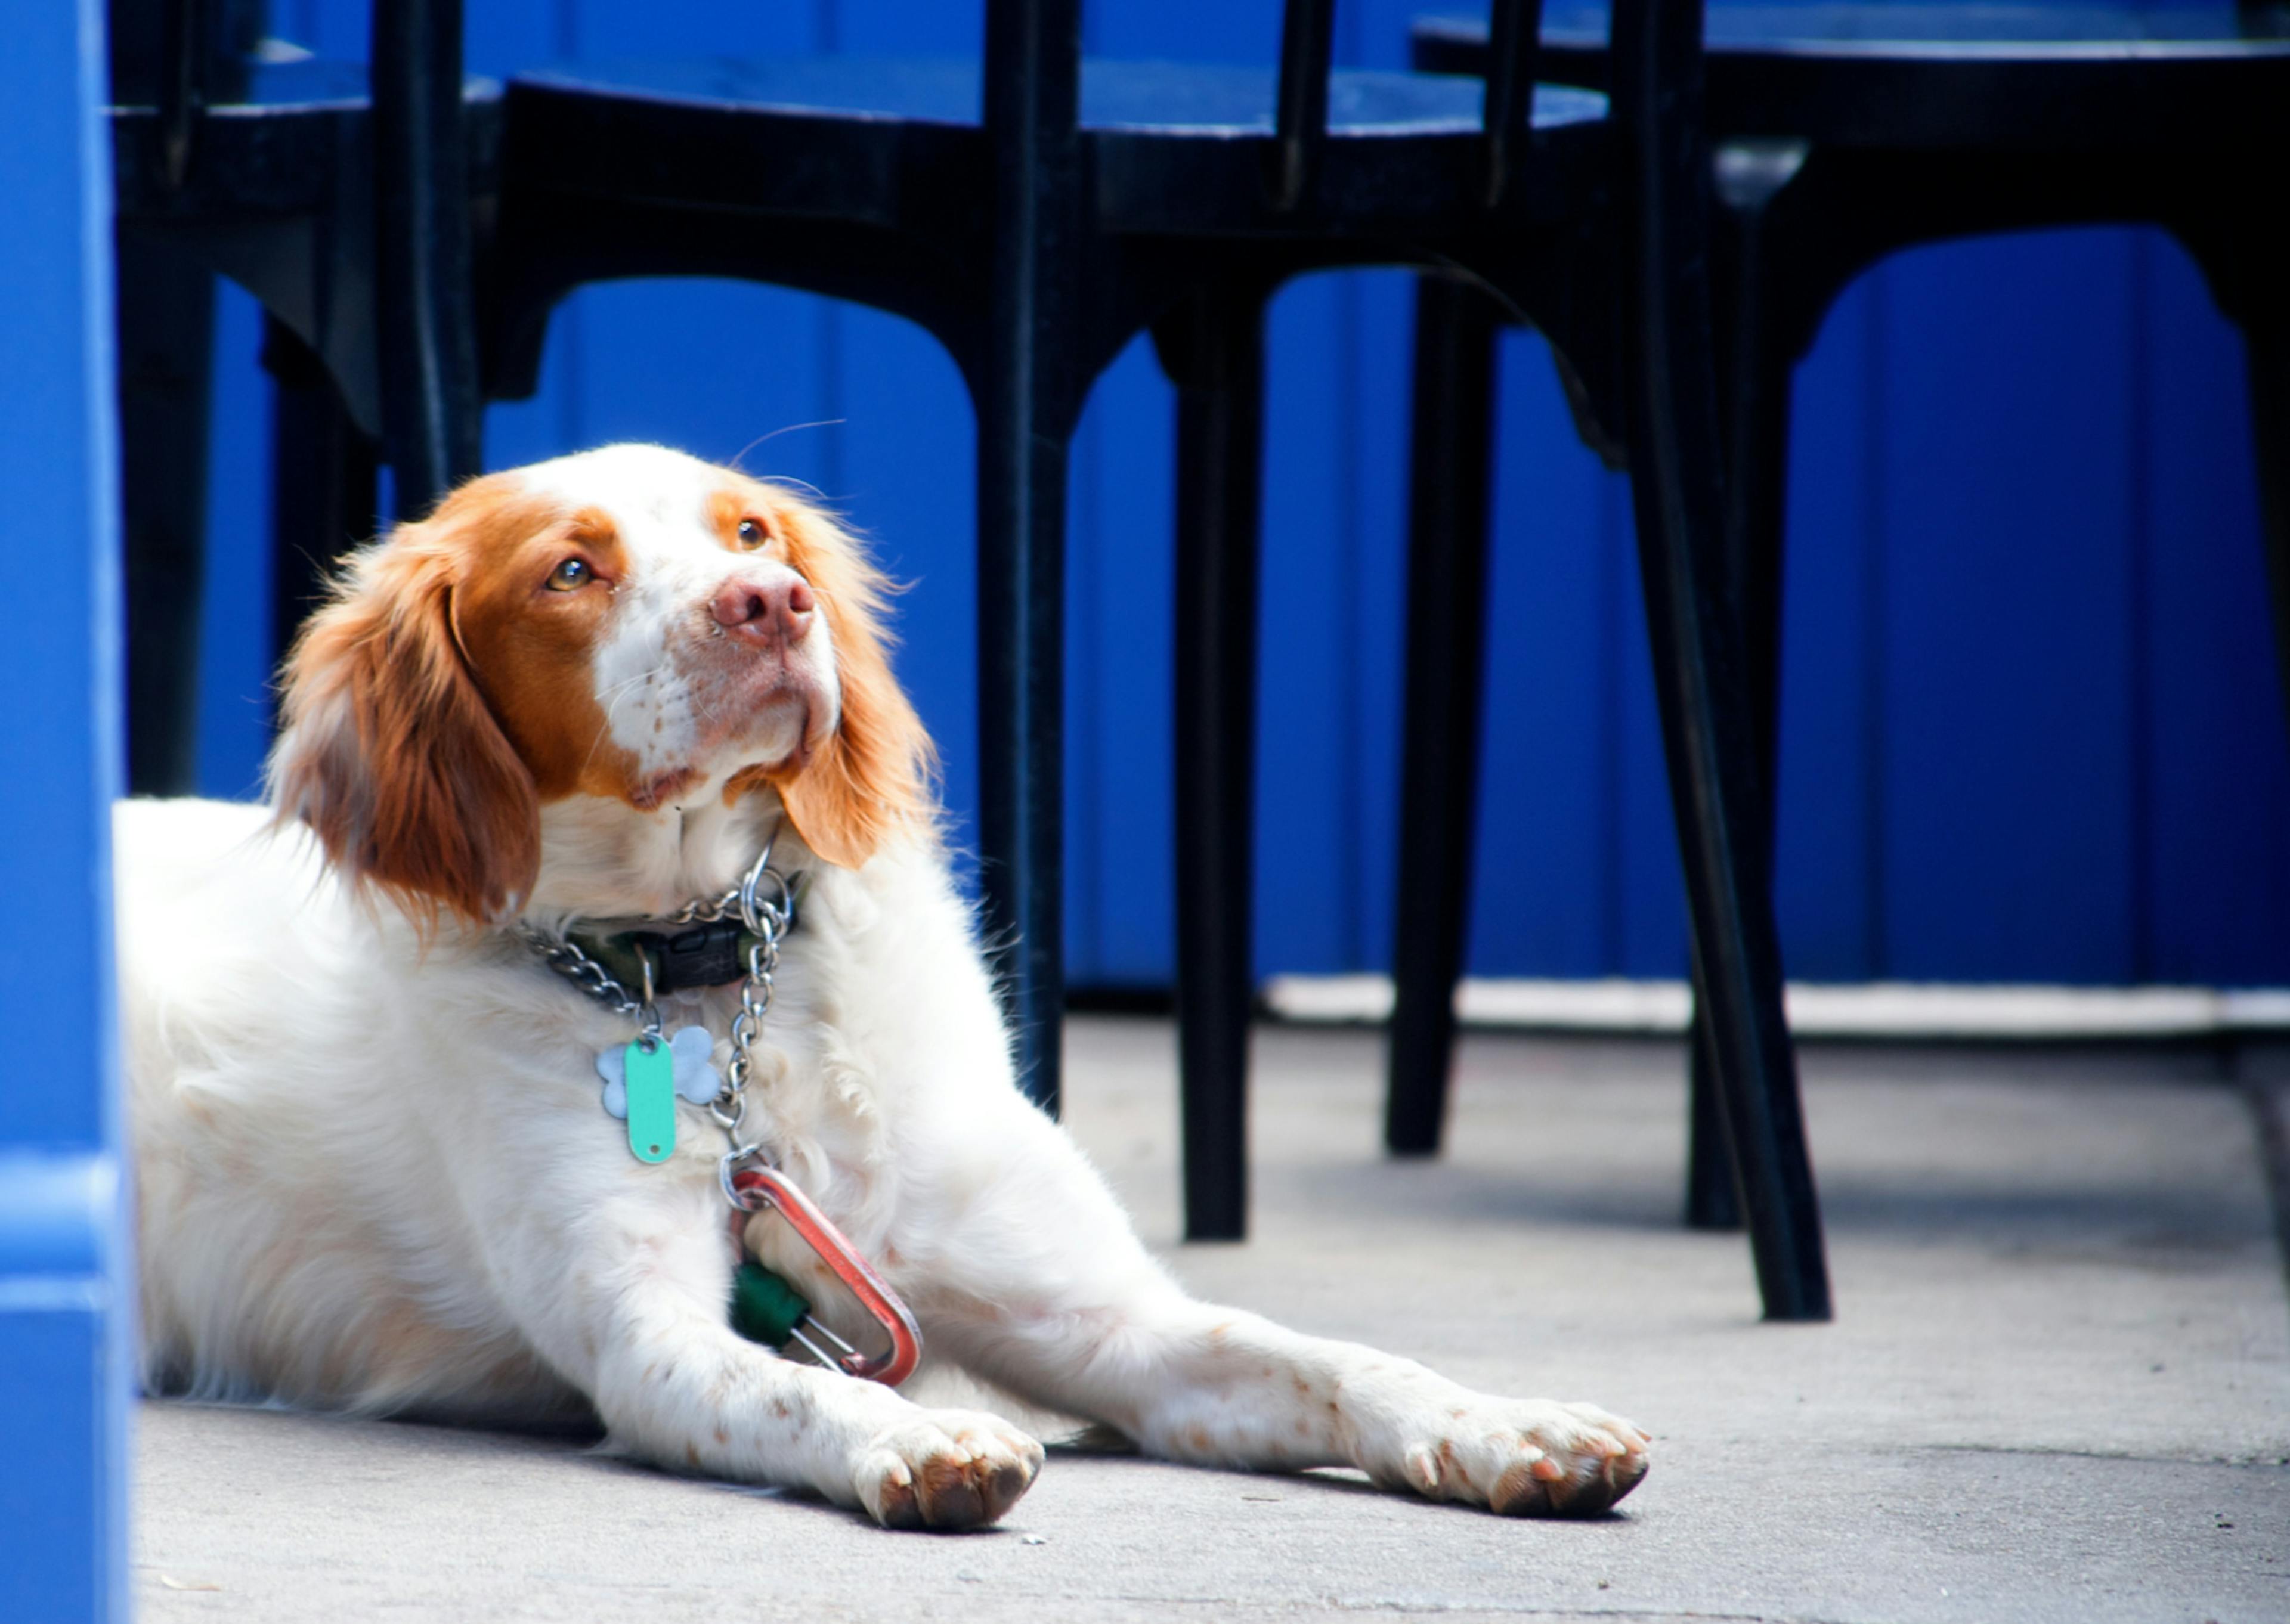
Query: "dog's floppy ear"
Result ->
[[269, 511, 540, 925], [754, 501, 937, 869]]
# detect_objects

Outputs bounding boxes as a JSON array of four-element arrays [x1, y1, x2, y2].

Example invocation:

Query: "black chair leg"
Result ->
[[1159, 286, 1268, 1241], [1685, 176, 1800, 1231], [115, 235, 216, 797], [1617, 0, 1829, 1320], [1683, 1020, 1741, 1228], [262, 317, 380, 686], [973, 400, 1070, 1118], [370, 0, 484, 512], [1385, 277, 1501, 1158], [976, 0, 1083, 1118]]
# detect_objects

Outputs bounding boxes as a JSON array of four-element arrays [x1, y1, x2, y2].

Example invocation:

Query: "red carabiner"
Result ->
[[728, 1166, 923, 1387]]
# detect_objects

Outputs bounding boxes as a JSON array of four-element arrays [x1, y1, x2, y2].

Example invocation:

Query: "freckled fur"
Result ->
[[125, 443, 1649, 1531]]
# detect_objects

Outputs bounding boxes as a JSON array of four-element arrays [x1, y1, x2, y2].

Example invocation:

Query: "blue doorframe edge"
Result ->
[[0, 1, 132, 1620]]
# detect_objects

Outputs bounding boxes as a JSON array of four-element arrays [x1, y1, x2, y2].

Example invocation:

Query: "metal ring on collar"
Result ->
[[719, 1143, 770, 1208], [739, 848, 793, 937]]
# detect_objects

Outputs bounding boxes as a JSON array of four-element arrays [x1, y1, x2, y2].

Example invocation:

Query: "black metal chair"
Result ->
[[110, 0, 1828, 1319], [1392, 2, 2290, 1236], [109, 0, 491, 795]]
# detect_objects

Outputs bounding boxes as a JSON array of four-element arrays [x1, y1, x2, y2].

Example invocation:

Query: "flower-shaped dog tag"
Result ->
[[596, 1027, 720, 1164]]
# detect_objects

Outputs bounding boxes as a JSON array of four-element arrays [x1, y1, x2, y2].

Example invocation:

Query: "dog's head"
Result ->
[[270, 443, 934, 923]]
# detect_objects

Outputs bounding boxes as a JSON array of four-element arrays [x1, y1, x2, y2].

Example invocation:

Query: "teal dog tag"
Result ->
[[596, 1027, 720, 1166], [622, 1037, 677, 1163]]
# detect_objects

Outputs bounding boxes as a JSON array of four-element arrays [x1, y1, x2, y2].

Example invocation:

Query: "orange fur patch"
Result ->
[[723, 491, 937, 869], [271, 476, 550, 923], [273, 461, 940, 923]]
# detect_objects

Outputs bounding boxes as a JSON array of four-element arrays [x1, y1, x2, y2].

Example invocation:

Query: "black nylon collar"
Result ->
[[565, 872, 807, 998]]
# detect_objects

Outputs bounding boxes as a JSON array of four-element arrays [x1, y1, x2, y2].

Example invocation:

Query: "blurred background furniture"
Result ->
[[109, 0, 491, 795], [1392, 1, 2290, 1226], [117, 13, 2290, 1059]]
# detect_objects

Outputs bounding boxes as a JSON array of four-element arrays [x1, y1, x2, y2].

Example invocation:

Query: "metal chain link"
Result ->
[[519, 836, 796, 1204], [515, 926, 666, 1042]]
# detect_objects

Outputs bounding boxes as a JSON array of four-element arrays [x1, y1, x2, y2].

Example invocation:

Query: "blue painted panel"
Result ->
[[0, 0, 130, 1617], [1466, 330, 1618, 977], [1771, 273, 1884, 980], [3, 8, 128, 1152], [1348, 271, 1416, 971], [199, 282, 277, 800], [0, 1307, 114, 1624], [830, 305, 981, 844], [182, 2, 2290, 991], [1255, 275, 1364, 971], [1879, 229, 2144, 982], [1066, 334, 1177, 981], [2139, 233, 2290, 984]]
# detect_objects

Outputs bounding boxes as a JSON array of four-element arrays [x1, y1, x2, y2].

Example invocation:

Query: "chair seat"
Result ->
[[112, 59, 502, 220], [503, 55, 1607, 236], [1416, 2, 2290, 150], [1548, 1, 2290, 49], [513, 55, 1604, 137]]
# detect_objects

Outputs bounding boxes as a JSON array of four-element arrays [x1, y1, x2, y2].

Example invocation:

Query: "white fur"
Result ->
[[119, 446, 1648, 1529], [521, 444, 836, 785]]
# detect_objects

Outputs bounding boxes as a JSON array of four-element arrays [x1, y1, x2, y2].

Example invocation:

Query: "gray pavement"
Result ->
[[136, 1018, 2290, 1622]]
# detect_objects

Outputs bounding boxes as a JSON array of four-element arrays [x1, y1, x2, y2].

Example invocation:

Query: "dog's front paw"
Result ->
[[1379, 1397, 1650, 1518], [851, 1408, 1045, 1530]]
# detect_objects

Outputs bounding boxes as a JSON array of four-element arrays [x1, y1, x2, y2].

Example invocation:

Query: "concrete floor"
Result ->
[[135, 1018, 2290, 1622]]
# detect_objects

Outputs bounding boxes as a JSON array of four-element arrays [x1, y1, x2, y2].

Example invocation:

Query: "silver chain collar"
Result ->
[[516, 837, 797, 1202]]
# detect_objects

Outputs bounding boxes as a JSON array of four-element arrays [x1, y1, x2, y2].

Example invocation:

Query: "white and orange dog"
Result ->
[[120, 443, 1648, 1529]]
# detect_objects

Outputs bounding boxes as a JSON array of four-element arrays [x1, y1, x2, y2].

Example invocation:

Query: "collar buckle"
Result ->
[[629, 919, 749, 996]]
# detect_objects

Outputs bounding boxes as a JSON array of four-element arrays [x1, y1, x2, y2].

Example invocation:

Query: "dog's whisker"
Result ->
[[729, 420, 846, 473], [581, 656, 679, 772]]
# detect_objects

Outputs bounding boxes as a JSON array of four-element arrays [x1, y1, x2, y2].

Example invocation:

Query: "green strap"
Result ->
[[729, 1260, 812, 1349], [569, 927, 769, 996], [578, 932, 658, 998]]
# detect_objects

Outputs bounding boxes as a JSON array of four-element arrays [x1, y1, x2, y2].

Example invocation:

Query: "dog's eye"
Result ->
[[546, 557, 593, 592], [736, 518, 769, 550]]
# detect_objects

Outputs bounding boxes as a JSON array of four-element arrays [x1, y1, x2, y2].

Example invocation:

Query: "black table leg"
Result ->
[[116, 234, 215, 798], [1162, 285, 1267, 1241], [1385, 276, 1502, 1158]]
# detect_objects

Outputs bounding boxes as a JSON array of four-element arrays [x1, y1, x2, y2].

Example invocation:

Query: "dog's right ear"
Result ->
[[268, 515, 540, 927]]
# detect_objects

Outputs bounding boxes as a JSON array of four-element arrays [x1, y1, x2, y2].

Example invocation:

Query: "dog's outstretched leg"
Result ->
[[903, 1099, 1650, 1517], [488, 1187, 1043, 1529]]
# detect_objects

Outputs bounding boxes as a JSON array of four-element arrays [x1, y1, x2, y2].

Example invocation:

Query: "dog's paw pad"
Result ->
[[853, 1410, 1044, 1531], [1394, 1399, 1650, 1519]]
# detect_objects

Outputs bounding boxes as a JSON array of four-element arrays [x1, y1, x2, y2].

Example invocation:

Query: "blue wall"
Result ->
[[190, 1, 2290, 988]]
